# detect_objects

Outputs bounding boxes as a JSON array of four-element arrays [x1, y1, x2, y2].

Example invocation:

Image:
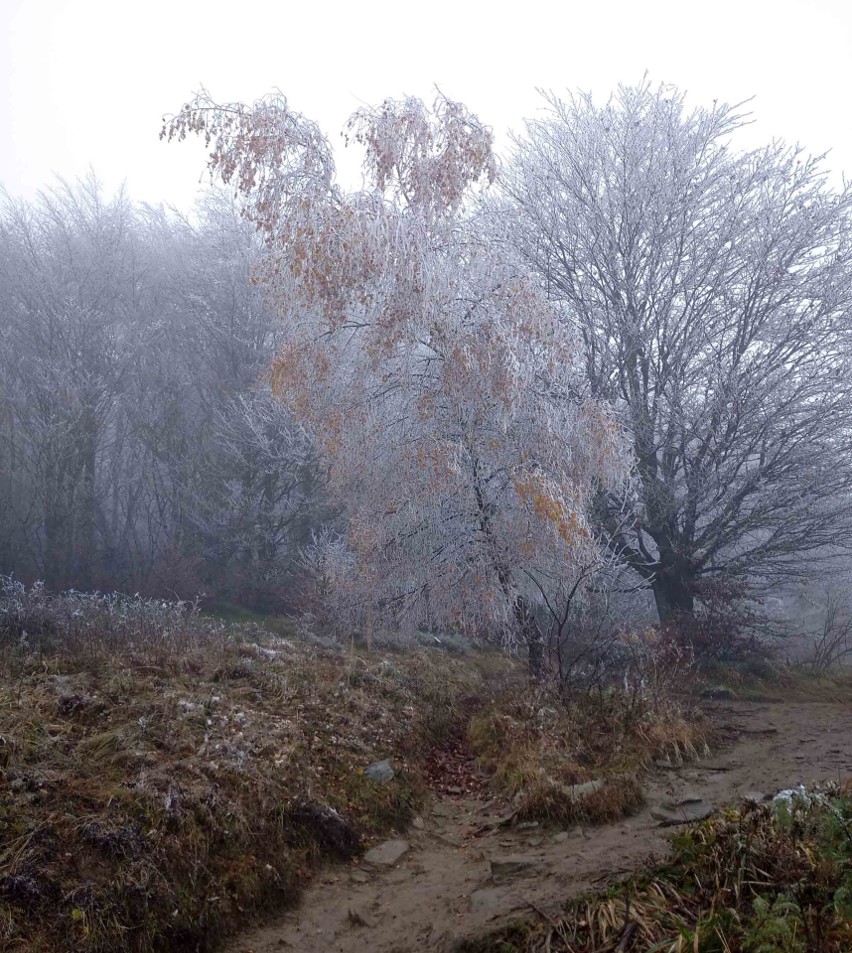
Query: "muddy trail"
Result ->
[[228, 699, 852, 953]]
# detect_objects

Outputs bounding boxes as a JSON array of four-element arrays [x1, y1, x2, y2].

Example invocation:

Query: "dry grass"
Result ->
[[0, 581, 709, 952], [699, 658, 852, 704], [0, 610, 488, 952], [468, 683, 708, 827]]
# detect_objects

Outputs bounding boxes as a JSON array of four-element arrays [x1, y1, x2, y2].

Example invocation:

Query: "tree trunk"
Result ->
[[77, 415, 98, 591], [651, 560, 695, 624], [514, 595, 546, 679], [527, 632, 545, 679]]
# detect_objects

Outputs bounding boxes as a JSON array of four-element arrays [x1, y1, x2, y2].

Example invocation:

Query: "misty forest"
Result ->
[[2, 80, 852, 953]]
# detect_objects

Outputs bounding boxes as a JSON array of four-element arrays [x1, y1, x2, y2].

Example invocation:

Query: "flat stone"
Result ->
[[469, 887, 505, 915], [568, 779, 606, 799], [651, 798, 714, 826], [527, 836, 544, 847], [411, 816, 425, 830], [350, 870, 370, 883], [365, 759, 395, 782], [490, 854, 540, 881], [516, 821, 539, 831], [363, 839, 410, 866], [552, 828, 586, 843]]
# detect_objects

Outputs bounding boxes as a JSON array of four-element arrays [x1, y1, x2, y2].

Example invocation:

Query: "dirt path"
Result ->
[[227, 699, 852, 953]]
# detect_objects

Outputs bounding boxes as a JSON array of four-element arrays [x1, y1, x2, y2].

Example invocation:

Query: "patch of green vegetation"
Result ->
[[465, 788, 852, 953], [462, 922, 532, 953], [336, 769, 419, 834]]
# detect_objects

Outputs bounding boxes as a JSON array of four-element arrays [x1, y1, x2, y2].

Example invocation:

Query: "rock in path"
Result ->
[[469, 887, 508, 915], [490, 855, 541, 881], [363, 839, 410, 867], [651, 797, 714, 826], [431, 802, 454, 817]]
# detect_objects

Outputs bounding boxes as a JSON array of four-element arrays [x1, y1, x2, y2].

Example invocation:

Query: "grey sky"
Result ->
[[2, 0, 851, 209]]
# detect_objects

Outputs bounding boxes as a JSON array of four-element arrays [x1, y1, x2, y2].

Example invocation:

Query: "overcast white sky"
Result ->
[[1, 0, 851, 210]]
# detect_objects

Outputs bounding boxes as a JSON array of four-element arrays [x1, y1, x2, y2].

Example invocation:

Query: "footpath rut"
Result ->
[[227, 699, 852, 953]]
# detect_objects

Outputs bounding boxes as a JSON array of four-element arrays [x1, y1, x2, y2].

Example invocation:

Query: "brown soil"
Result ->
[[226, 698, 852, 953]]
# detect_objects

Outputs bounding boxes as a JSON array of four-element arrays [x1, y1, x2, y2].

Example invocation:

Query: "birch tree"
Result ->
[[504, 80, 852, 624], [164, 91, 629, 668]]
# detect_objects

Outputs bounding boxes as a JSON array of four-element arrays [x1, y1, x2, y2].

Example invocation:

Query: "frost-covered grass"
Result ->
[[0, 582, 487, 952], [0, 575, 218, 658]]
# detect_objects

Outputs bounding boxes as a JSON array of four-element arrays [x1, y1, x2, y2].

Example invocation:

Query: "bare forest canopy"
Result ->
[[4, 79, 852, 659], [0, 179, 323, 610]]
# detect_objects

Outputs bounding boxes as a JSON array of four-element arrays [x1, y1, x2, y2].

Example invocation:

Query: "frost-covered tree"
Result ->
[[0, 176, 146, 588], [504, 81, 852, 624], [164, 91, 629, 668], [0, 177, 318, 603], [145, 190, 321, 606]]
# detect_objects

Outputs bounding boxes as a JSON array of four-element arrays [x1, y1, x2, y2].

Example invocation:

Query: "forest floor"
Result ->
[[226, 695, 852, 953], [1, 597, 850, 953], [0, 621, 700, 953]]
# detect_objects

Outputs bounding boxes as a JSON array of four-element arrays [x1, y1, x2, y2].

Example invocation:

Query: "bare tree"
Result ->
[[503, 80, 852, 624], [808, 588, 852, 673], [140, 190, 322, 605], [0, 176, 144, 588], [0, 177, 320, 604]]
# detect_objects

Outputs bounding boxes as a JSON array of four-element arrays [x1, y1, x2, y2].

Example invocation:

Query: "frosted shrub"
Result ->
[[0, 576, 219, 656]]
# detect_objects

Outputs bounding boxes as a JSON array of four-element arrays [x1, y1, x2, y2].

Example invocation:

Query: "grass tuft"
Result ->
[[468, 685, 707, 826]]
